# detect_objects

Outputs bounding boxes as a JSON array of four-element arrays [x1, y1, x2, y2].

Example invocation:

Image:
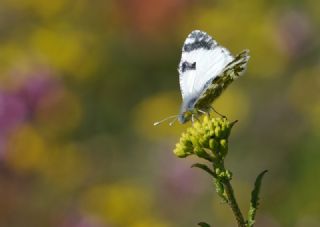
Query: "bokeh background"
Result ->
[[0, 0, 319, 226]]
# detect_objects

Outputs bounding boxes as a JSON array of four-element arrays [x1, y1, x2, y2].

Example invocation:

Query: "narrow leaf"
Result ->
[[191, 163, 217, 178], [247, 170, 268, 227], [198, 222, 211, 227]]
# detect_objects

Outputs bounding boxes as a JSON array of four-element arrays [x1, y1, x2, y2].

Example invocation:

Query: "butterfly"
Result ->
[[154, 30, 249, 126]]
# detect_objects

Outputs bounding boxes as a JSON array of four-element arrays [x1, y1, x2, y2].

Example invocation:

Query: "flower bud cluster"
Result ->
[[174, 116, 234, 161]]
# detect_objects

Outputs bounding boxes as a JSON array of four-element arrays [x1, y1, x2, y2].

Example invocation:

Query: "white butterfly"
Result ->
[[154, 30, 249, 126]]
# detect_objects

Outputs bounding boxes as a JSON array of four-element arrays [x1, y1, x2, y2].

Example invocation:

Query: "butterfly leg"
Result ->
[[210, 106, 227, 119], [198, 109, 210, 117], [191, 114, 200, 123]]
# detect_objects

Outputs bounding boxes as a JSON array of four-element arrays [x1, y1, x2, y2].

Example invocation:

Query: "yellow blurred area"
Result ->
[[131, 218, 172, 227], [5, 0, 70, 17], [81, 182, 167, 226], [213, 85, 250, 124], [132, 91, 188, 140], [30, 26, 96, 79], [0, 41, 35, 84], [6, 124, 88, 189], [6, 124, 47, 172], [0, 26, 99, 81]]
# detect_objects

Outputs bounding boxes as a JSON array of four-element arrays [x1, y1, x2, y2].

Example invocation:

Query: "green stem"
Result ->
[[215, 162, 246, 227], [222, 179, 246, 227]]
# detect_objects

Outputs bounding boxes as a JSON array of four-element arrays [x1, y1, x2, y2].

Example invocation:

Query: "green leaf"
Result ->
[[198, 222, 211, 227], [247, 170, 268, 227], [191, 163, 217, 178]]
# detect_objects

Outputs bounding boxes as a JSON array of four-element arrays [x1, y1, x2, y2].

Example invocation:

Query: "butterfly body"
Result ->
[[177, 30, 250, 124]]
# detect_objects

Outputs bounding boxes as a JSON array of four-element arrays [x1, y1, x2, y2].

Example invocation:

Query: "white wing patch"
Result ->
[[178, 30, 234, 101]]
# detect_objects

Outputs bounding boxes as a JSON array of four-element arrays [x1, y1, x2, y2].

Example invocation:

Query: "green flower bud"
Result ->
[[226, 170, 232, 180], [209, 138, 218, 150], [219, 139, 228, 157], [215, 126, 221, 138], [173, 146, 185, 158], [194, 147, 207, 159], [173, 116, 234, 161], [220, 139, 227, 148]]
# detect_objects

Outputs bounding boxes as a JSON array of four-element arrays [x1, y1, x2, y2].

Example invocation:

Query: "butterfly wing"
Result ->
[[178, 30, 234, 102], [194, 50, 250, 110]]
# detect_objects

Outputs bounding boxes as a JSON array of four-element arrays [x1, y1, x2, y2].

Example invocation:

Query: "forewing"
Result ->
[[178, 30, 234, 101]]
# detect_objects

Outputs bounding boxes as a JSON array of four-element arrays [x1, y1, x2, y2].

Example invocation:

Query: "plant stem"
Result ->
[[222, 179, 246, 227]]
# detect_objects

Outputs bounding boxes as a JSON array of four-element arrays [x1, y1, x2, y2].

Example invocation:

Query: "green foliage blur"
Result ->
[[0, 0, 319, 226]]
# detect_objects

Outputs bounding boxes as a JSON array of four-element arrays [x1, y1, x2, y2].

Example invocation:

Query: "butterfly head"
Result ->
[[178, 96, 198, 123], [178, 111, 193, 124]]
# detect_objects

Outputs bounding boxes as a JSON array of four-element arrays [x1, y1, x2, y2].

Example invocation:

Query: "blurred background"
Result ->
[[0, 0, 319, 226]]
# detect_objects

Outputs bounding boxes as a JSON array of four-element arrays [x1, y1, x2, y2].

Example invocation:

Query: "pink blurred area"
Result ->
[[0, 71, 61, 157]]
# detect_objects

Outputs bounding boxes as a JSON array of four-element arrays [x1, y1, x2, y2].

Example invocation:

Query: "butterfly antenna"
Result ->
[[169, 117, 178, 126], [153, 115, 179, 126]]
